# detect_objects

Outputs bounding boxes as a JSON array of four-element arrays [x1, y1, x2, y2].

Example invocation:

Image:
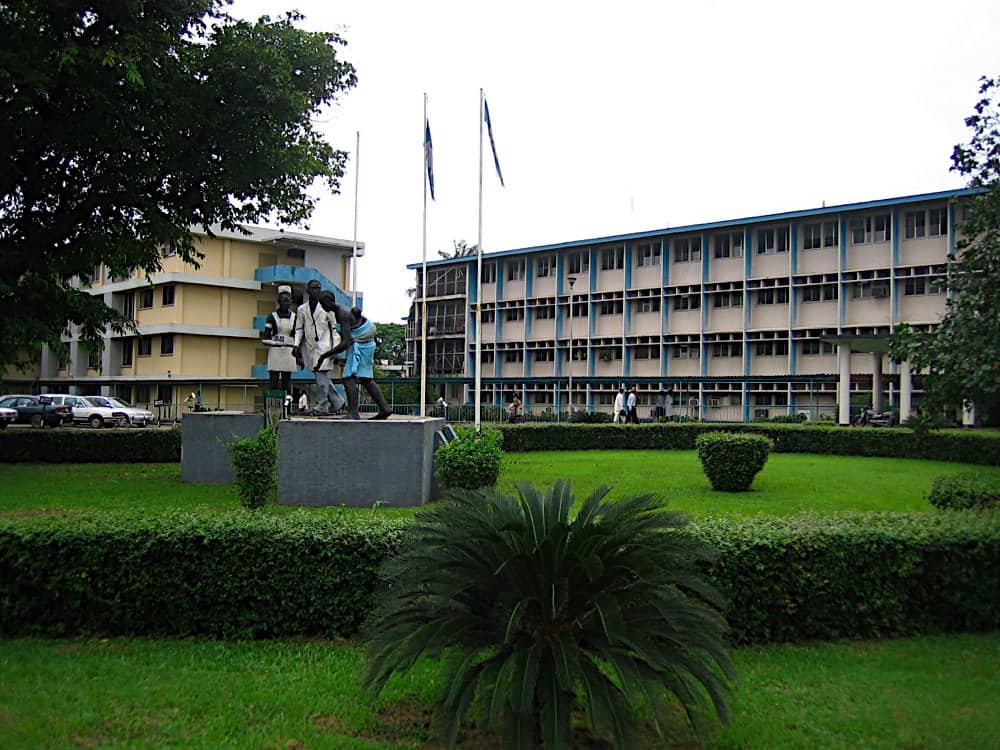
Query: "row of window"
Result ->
[[474, 276, 943, 324], [479, 209, 950, 282], [120, 334, 174, 366], [126, 285, 175, 312], [482, 340, 837, 364]]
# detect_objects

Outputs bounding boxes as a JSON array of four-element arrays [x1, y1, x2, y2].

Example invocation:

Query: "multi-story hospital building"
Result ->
[[3, 226, 359, 416], [407, 189, 975, 424]]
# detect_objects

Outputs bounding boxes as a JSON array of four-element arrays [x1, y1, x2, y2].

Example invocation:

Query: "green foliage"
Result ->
[[0, 511, 407, 638], [384, 381, 438, 407], [363, 482, 734, 749], [227, 427, 277, 509], [568, 410, 614, 423], [2, 508, 998, 645], [695, 511, 1000, 643], [0, 3, 357, 368], [0, 426, 181, 463], [890, 75, 1000, 415], [434, 428, 504, 490], [496, 423, 1000, 465], [928, 473, 1000, 510], [373, 322, 406, 367], [754, 413, 807, 424], [655, 414, 698, 423], [696, 433, 773, 492]]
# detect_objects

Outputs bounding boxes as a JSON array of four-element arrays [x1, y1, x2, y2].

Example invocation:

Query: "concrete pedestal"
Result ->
[[277, 416, 447, 507], [181, 411, 266, 483]]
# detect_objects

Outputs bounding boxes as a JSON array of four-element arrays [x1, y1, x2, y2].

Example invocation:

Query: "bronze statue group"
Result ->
[[262, 281, 392, 420]]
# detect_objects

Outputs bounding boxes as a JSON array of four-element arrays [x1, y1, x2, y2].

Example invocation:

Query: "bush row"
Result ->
[[2, 509, 996, 643], [0, 427, 182, 463], [4, 422, 997, 466], [496, 423, 1000, 465], [0, 511, 407, 638]]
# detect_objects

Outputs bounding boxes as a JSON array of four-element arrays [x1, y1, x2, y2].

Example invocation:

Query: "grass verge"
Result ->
[[0, 633, 995, 749], [2, 452, 998, 518]]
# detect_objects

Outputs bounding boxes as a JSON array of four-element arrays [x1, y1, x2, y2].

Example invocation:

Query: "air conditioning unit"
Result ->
[[598, 351, 612, 361], [797, 410, 811, 421], [872, 286, 889, 298], [754, 408, 769, 419]]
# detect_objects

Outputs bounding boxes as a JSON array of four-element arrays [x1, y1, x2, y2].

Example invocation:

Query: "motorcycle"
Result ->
[[853, 406, 895, 427]]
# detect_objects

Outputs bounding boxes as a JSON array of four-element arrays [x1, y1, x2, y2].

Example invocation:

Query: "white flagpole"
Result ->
[[475, 88, 484, 433], [420, 94, 429, 417], [351, 130, 360, 307]]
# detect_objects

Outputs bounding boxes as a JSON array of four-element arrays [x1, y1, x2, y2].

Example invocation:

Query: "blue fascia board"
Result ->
[[251, 364, 315, 381], [406, 187, 982, 270], [255, 266, 357, 309]]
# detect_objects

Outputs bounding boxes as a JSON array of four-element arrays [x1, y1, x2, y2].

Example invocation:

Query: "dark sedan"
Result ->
[[0, 395, 69, 427]]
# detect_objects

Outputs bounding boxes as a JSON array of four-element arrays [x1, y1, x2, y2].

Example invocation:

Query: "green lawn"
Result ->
[[4, 451, 994, 518], [0, 633, 995, 749]]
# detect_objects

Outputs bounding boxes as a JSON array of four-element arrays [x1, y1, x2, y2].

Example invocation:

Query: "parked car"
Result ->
[[43, 394, 128, 428], [0, 405, 17, 428], [0, 395, 69, 427], [86, 396, 155, 427]]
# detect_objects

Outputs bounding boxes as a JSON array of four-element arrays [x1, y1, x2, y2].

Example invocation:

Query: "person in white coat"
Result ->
[[613, 387, 625, 424], [293, 280, 345, 414]]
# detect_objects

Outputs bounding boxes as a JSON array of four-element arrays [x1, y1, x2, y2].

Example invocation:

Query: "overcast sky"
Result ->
[[229, 0, 999, 323]]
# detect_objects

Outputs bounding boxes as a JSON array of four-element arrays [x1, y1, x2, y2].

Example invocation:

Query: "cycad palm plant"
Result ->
[[363, 481, 734, 749]]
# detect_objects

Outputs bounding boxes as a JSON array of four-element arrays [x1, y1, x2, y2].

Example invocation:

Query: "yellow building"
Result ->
[[5, 226, 361, 416]]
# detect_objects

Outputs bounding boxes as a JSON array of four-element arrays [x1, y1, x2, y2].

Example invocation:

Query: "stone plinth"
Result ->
[[181, 411, 266, 483], [277, 416, 446, 507]]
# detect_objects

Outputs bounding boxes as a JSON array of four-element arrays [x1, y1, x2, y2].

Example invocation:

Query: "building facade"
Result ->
[[4, 226, 360, 415], [408, 189, 975, 423]]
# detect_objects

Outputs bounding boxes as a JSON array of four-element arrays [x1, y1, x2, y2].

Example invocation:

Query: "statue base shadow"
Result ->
[[276, 416, 450, 507]]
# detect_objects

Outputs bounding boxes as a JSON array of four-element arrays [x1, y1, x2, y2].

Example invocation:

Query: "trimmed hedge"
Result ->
[[496, 423, 1000, 465], [696, 432, 773, 491], [2, 509, 996, 644], [695, 512, 1000, 643], [435, 427, 504, 489], [928, 473, 1000, 510], [0, 427, 181, 463], [0, 511, 407, 638]]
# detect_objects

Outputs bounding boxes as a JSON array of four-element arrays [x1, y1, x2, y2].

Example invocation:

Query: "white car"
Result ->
[[86, 396, 155, 427], [44, 394, 128, 428], [0, 405, 16, 428]]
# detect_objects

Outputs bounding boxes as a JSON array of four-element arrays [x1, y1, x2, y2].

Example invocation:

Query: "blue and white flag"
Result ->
[[483, 99, 504, 187], [424, 118, 435, 200]]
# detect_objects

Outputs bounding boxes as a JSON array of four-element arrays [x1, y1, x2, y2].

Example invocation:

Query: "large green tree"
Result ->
[[891, 75, 1000, 418], [374, 321, 406, 367], [0, 1, 356, 368]]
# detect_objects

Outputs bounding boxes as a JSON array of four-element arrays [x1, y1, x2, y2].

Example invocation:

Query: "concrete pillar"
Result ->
[[838, 345, 852, 425], [899, 360, 912, 423], [871, 352, 884, 413]]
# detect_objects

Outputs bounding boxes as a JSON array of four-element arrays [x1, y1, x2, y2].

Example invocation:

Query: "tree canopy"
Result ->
[[374, 322, 406, 367], [891, 75, 1000, 419], [0, 0, 357, 368]]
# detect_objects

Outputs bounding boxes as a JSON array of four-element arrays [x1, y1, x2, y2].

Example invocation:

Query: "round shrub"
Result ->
[[928, 472, 999, 510], [434, 427, 503, 489], [696, 432, 773, 492]]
